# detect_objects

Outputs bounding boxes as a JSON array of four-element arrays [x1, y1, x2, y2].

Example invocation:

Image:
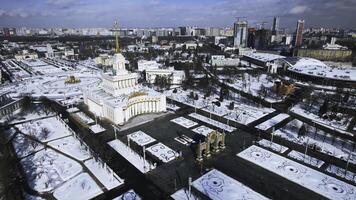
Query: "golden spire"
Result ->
[[111, 21, 120, 53]]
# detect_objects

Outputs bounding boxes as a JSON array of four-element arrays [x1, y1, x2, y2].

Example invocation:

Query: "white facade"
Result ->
[[95, 54, 113, 66], [211, 55, 240, 67], [15, 52, 38, 61], [145, 67, 185, 85], [137, 60, 160, 72], [84, 52, 166, 125]]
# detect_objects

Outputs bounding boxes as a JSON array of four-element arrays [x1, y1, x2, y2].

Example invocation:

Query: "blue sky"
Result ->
[[0, 0, 355, 28]]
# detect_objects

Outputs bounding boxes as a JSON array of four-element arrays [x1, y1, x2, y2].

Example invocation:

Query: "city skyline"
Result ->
[[1, 0, 356, 29]]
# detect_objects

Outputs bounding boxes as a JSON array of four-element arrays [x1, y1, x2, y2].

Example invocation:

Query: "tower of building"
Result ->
[[233, 20, 248, 48], [272, 17, 280, 35], [295, 19, 305, 47]]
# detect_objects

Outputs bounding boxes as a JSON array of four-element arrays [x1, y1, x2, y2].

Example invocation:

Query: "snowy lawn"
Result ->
[[53, 173, 102, 200], [84, 158, 124, 190], [113, 189, 142, 200], [48, 136, 92, 161], [20, 149, 82, 193], [66, 107, 79, 113], [274, 119, 356, 165], [238, 145, 356, 200], [255, 113, 289, 131], [12, 133, 44, 158], [171, 188, 200, 200], [288, 150, 325, 168], [257, 139, 289, 153], [167, 103, 180, 111], [146, 142, 179, 163], [326, 165, 356, 184], [74, 112, 95, 125], [171, 116, 198, 129], [15, 116, 72, 142], [189, 113, 236, 133], [89, 124, 106, 134], [291, 105, 352, 136], [128, 131, 156, 147], [192, 125, 214, 137], [108, 139, 156, 173], [225, 104, 275, 125], [192, 169, 268, 200]]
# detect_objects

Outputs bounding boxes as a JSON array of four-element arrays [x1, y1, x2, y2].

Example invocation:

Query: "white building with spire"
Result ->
[[83, 22, 166, 125]]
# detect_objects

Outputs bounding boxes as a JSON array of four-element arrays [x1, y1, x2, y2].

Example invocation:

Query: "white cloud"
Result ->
[[289, 5, 309, 14]]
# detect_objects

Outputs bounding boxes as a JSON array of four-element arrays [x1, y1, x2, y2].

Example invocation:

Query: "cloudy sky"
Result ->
[[0, 0, 355, 29]]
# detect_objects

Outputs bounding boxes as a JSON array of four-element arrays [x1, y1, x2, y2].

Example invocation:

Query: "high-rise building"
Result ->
[[295, 19, 304, 47], [247, 28, 256, 48], [233, 20, 248, 47], [272, 17, 279, 35]]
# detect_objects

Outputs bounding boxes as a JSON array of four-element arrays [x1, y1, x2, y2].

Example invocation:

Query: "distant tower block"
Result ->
[[295, 19, 305, 47]]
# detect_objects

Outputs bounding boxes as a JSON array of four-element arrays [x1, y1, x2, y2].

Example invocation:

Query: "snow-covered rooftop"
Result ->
[[244, 52, 285, 62], [284, 57, 356, 82]]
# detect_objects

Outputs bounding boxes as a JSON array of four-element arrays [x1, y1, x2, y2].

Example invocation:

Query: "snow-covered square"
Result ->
[[84, 158, 124, 190], [146, 142, 179, 163], [255, 113, 289, 131], [113, 189, 142, 200], [53, 173, 102, 200], [238, 145, 356, 200], [192, 169, 268, 200], [192, 125, 214, 137], [171, 116, 198, 128], [128, 131, 157, 146]]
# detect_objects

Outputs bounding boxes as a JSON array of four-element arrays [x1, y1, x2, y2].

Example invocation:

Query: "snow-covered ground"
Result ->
[[224, 73, 284, 103], [165, 88, 275, 126], [192, 169, 268, 200], [12, 133, 44, 158], [53, 173, 102, 200], [10, 114, 122, 198], [108, 139, 156, 173], [74, 112, 95, 125], [21, 149, 82, 193], [255, 113, 289, 131], [171, 116, 198, 129], [128, 131, 156, 146], [1, 60, 101, 101], [48, 136, 92, 161], [288, 150, 325, 168], [66, 107, 79, 113], [167, 103, 180, 111], [171, 188, 200, 200], [15, 116, 72, 142], [238, 145, 356, 200], [146, 142, 180, 163], [257, 139, 289, 153], [326, 165, 356, 184], [274, 119, 356, 165], [84, 158, 124, 190], [189, 113, 236, 133], [89, 124, 106, 134], [192, 125, 214, 137], [291, 105, 353, 136], [225, 104, 275, 125], [113, 189, 142, 200]]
